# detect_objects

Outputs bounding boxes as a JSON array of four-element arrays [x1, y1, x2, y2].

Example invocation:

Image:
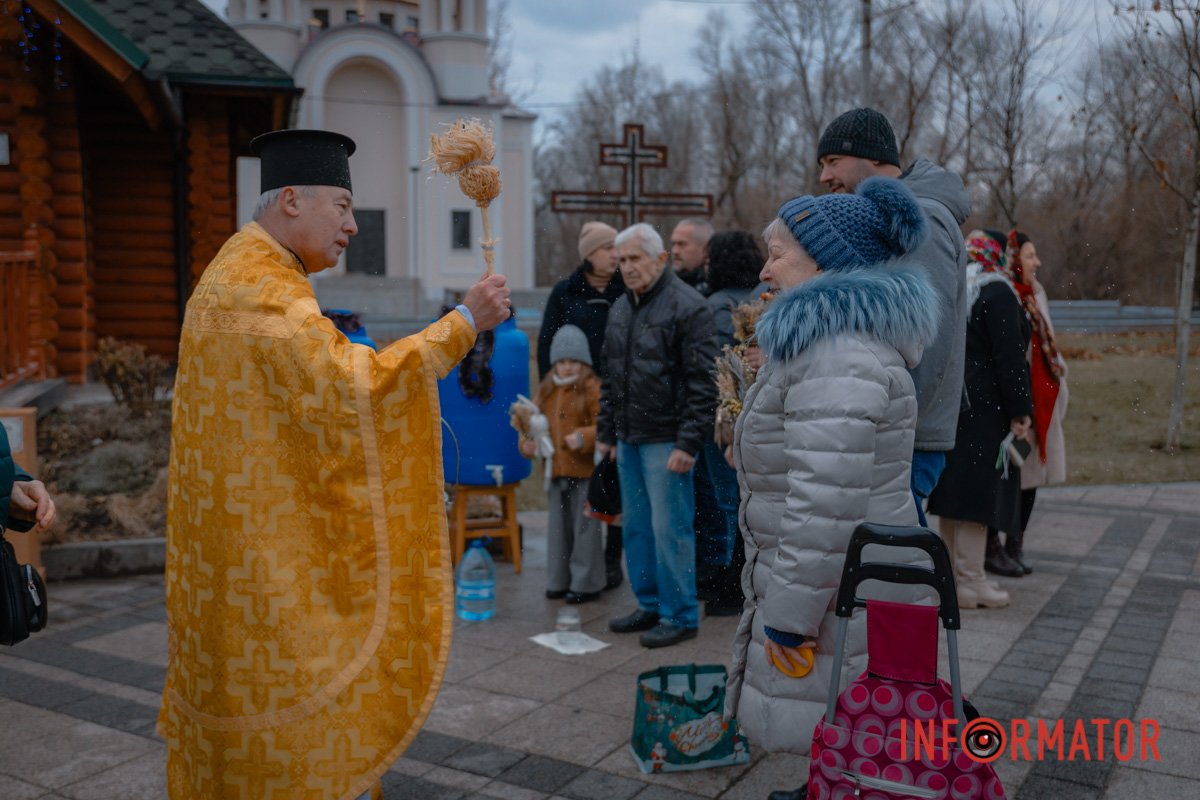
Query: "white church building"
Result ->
[[227, 0, 535, 311]]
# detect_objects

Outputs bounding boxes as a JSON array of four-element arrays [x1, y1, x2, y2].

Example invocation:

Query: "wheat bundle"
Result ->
[[428, 118, 503, 274]]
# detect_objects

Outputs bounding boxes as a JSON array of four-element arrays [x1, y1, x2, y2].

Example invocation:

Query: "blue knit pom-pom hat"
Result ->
[[777, 177, 928, 272]]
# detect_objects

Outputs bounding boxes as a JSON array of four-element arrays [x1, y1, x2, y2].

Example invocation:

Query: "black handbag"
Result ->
[[585, 459, 621, 518], [0, 533, 47, 646]]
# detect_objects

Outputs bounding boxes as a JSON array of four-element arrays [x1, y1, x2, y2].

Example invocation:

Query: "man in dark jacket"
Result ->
[[597, 223, 718, 648], [817, 107, 971, 526], [536, 221, 625, 379], [1, 423, 55, 534]]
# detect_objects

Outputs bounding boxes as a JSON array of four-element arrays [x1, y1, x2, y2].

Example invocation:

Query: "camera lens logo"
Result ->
[[963, 718, 1005, 763]]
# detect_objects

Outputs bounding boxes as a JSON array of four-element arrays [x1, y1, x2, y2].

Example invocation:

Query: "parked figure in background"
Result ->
[[698, 230, 766, 617], [520, 325, 606, 604], [726, 179, 939, 800], [670, 217, 714, 293], [986, 229, 1068, 577], [817, 108, 970, 526], [598, 223, 719, 649], [927, 230, 1032, 609], [160, 129, 511, 800], [536, 221, 626, 589]]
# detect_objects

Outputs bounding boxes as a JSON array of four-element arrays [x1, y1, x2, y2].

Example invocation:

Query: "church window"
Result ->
[[380, 12, 394, 28], [451, 211, 471, 250], [312, 8, 329, 28], [346, 210, 387, 275], [345, 8, 359, 22], [405, 15, 419, 31]]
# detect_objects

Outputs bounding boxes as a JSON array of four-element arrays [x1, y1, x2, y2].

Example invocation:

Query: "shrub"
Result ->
[[63, 440, 156, 496], [94, 337, 168, 415]]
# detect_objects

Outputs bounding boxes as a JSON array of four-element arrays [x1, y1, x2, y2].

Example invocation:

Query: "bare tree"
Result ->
[[969, 0, 1067, 225], [1114, 0, 1200, 450]]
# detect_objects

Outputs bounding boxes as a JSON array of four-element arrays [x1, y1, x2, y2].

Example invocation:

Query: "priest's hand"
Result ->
[[463, 273, 511, 332]]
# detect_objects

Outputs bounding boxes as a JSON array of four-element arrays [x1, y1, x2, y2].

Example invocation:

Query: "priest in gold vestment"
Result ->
[[159, 130, 512, 800]]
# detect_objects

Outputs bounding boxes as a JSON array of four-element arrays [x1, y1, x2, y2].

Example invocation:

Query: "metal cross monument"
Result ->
[[550, 123, 713, 227]]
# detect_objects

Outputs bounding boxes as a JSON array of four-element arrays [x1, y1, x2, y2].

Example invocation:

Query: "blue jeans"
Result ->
[[910, 449, 947, 528], [699, 440, 739, 566], [617, 441, 699, 628], [693, 444, 728, 568]]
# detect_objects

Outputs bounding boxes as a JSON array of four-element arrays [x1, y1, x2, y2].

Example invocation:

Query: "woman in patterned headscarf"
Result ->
[[927, 230, 1032, 609], [989, 230, 1068, 575]]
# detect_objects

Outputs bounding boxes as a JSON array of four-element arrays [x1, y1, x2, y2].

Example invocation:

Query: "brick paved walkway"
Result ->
[[0, 482, 1197, 799]]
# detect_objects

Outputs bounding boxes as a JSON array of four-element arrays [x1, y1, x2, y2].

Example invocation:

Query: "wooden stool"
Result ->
[[449, 483, 521, 573]]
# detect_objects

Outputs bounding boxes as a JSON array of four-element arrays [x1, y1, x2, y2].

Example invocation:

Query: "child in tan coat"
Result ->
[[519, 325, 606, 603]]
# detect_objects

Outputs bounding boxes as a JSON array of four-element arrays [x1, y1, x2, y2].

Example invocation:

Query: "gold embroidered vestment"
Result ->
[[159, 223, 475, 799]]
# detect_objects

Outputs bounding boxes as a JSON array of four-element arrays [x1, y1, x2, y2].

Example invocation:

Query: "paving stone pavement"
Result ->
[[0, 483, 1197, 799]]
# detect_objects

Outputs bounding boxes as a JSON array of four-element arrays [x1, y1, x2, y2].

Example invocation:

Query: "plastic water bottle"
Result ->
[[456, 539, 496, 621]]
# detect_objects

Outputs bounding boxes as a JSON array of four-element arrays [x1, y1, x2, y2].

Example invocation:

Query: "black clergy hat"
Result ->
[[250, 129, 357, 194]]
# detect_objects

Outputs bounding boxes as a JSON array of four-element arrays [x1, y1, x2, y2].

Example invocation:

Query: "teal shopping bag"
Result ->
[[630, 664, 750, 773]]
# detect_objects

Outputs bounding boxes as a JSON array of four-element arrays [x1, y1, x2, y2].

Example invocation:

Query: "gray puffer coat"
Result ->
[[725, 266, 941, 755]]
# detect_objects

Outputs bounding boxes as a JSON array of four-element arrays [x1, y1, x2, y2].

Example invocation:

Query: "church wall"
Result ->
[[322, 61, 408, 278], [420, 35, 487, 100], [500, 114, 533, 292]]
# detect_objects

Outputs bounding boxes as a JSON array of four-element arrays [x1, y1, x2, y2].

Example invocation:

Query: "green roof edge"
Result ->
[[165, 73, 296, 90], [56, 0, 149, 71]]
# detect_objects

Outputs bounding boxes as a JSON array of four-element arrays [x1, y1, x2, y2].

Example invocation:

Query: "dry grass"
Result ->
[[1059, 331, 1200, 485]]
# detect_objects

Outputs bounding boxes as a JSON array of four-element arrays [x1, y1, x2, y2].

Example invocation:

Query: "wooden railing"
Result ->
[[0, 227, 43, 391]]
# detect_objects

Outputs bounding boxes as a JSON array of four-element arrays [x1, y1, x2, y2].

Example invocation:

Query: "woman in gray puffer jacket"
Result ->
[[725, 178, 940, 779]]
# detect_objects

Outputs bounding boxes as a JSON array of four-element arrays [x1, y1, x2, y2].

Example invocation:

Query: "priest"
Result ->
[[159, 129, 510, 800]]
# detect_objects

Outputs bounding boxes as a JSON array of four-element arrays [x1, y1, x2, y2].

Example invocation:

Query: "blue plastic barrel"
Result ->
[[438, 316, 532, 486]]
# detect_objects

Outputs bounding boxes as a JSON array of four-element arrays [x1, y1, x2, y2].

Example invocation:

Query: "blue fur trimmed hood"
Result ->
[[756, 267, 941, 366]]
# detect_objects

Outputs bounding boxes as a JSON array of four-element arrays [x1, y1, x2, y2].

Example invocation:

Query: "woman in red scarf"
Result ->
[[986, 231, 1068, 576]]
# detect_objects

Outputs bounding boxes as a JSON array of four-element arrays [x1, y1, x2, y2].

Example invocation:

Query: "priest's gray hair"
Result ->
[[253, 185, 319, 220], [615, 223, 664, 260]]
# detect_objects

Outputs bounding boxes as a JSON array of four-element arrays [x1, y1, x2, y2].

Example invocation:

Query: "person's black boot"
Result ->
[[984, 527, 1023, 578], [766, 784, 807, 800], [1006, 533, 1032, 574]]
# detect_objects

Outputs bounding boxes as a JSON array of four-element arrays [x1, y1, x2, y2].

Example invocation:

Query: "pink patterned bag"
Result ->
[[807, 525, 1006, 800]]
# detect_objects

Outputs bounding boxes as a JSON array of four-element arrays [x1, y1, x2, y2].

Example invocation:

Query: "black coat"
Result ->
[[597, 267, 719, 456], [928, 281, 1032, 533], [536, 264, 625, 378]]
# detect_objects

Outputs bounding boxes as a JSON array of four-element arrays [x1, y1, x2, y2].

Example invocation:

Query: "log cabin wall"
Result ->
[[185, 94, 236, 288], [0, 15, 61, 379], [47, 59, 93, 383], [78, 77, 179, 360]]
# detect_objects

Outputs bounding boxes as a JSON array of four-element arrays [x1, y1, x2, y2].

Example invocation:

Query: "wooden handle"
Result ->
[[480, 206, 495, 277]]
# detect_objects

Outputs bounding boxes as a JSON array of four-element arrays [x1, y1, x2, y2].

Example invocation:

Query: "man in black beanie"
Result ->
[[817, 108, 971, 528]]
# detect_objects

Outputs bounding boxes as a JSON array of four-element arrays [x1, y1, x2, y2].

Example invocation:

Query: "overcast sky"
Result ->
[[500, 1, 753, 114]]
